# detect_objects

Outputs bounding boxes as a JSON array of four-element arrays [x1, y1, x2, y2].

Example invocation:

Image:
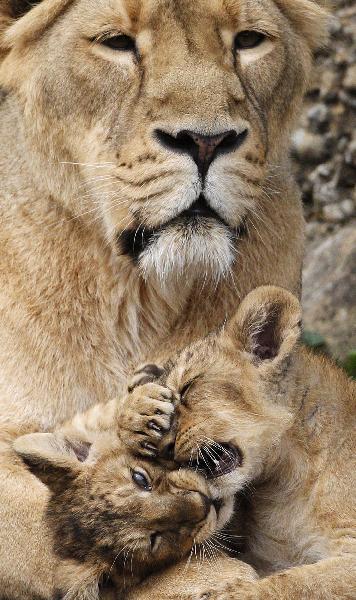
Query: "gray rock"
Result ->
[[337, 136, 349, 153], [343, 64, 356, 92], [313, 179, 340, 206], [339, 198, 355, 217], [338, 158, 356, 186], [320, 69, 340, 102], [291, 130, 331, 164], [345, 139, 356, 166], [340, 90, 356, 108], [329, 17, 343, 37], [303, 226, 356, 360], [322, 203, 345, 222], [307, 103, 331, 134], [309, 163, 333, 184]]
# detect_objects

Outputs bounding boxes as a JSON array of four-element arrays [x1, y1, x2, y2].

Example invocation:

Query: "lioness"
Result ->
[[130, 286, 355, 599], [0, 0, 329, 597], [14, 384, 230, 600]]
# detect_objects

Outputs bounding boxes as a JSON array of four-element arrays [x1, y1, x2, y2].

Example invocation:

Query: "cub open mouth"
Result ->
[[118, 195, 234, 261], [191, 443, 243, 479]]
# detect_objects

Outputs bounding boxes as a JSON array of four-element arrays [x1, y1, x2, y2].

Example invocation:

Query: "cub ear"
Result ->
[[227, 286, 302, 369], [13, 433, 91, 494]]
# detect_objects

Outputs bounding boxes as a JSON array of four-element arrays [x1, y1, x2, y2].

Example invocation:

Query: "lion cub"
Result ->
[[14, 382, 227, 600], [134, 286, 356, 599]]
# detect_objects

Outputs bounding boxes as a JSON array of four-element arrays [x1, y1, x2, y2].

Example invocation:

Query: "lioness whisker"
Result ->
[[60, 161, 115, 169]]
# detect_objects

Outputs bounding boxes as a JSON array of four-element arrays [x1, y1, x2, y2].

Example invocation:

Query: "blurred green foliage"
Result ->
[[302, 330, 356, 380], [302, 331, 328, 352], [343, 351, 356, 379]]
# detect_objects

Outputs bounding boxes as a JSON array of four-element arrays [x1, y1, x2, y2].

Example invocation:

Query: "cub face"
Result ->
[[160, 286, 302, 499], [1, 0, 329, 282], [13, 432, 226, 578]]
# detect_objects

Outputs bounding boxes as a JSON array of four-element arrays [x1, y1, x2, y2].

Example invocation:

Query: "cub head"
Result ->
[[0, 0, 329, 284], [13, 432, 231, 576], [161, 285, 302, 498]]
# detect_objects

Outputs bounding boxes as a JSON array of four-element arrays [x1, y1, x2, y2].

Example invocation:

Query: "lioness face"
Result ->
[[2, 0, 328, 282]]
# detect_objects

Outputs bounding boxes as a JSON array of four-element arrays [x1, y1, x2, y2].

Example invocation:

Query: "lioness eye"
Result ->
[[101, 34, 136, 52], [234, 31, 265, 51], [132, 469, 152, 491]]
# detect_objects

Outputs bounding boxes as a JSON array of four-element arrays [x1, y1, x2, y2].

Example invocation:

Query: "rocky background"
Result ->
[[291, 0, 355, 370]]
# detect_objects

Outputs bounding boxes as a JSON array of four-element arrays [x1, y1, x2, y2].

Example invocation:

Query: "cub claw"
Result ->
[[119, 379, 180, 458], [141, 441, 157, 454], [148, 420, 163, 433]]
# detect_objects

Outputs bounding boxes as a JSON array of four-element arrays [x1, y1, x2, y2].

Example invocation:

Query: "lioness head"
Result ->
[[14, 432, 224, 578], [0, 0, 329, 283], [158, 286, 302, 498]]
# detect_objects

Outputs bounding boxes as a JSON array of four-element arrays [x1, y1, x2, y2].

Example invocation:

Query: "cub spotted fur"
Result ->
[[130, 286, 356, 599], [0, 0, 329, 596], [14, 382, 230, 600]]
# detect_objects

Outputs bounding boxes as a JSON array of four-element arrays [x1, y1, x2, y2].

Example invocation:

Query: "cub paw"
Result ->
[[128, 363, 165, 392], [119, 382, 179, 458]]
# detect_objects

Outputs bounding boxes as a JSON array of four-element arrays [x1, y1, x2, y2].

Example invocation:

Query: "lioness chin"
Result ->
[[0, 0, 329, 597], [130, 286, 355, 599]]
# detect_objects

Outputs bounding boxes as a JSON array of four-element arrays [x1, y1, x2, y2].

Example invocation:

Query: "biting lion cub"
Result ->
[[129, 286, 356, 599]]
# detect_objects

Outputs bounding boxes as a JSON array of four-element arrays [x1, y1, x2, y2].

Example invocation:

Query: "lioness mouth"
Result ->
[[118, 195, 247, 261], [179, 195, 226, 223]]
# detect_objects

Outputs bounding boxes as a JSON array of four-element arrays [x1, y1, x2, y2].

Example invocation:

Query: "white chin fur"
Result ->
[[139, 221, 236, 285]]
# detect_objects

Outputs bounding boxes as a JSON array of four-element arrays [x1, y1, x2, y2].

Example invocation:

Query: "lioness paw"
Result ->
[[119, 382, 179, 458]]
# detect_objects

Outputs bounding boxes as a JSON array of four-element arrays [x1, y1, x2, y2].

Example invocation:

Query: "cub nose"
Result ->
[[155, 128, 248, 178]]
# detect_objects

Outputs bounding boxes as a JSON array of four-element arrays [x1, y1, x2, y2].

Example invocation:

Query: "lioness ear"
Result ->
[[227, 286, 302, 369], [0, 0, 42, 39], [274, 0, 331, 50], [1, 0, 43, 20], [0, 0, 73, 51], [13, 433, 91, 494]]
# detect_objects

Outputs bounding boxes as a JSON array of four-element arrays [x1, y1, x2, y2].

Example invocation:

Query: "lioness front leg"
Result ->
[[188, 556, 356, 600], [53, 560, 102, 600], [126, 556, 259, 600]]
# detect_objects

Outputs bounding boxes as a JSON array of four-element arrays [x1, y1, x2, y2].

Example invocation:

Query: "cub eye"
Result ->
[[234, 30, 266, 51], [101, 34, 136, 52], [132, 469, 152, 491], [180, 381, 194, 397]]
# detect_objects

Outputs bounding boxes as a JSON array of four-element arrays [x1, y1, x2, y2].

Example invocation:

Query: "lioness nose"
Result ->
[[155, 128, 248, 178]]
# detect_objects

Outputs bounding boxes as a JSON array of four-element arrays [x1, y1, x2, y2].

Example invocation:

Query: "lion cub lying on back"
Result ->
[[130, 286, 356, 600], [14, 383, 230, 600]]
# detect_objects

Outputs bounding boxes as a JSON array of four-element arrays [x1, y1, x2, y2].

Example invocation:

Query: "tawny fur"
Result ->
[[129, 286, 355, 599], [14, 380, 226, 600], [0, 0, 329, 597]]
